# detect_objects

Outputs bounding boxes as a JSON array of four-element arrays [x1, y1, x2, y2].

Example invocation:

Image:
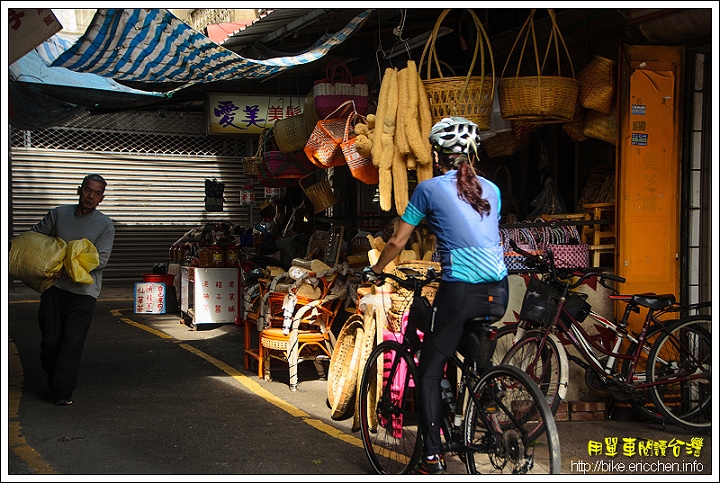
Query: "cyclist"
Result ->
[[364, 116, 509, 474]]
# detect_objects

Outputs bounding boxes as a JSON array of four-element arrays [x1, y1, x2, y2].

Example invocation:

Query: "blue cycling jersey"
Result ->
[[401, 170, 507, 283]]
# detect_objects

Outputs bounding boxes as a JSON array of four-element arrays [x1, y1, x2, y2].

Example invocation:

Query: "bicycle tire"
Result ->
[[358, 340, 423, 474], [463, 364, 561, 474], [500, 330, 567, 424], [620, 322, 668, 424], [492, 323, 523, 365], [647, 316, 712, 432]]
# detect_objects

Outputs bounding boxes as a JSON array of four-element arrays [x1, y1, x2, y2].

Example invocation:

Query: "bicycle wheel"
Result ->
[[500, 330, 567, 423], [463, 364, 561, 474], [647, 316, 712, 432], [620, 323, 668, 424], [492, 323, 521, 365], [358, 340, 422, 474]]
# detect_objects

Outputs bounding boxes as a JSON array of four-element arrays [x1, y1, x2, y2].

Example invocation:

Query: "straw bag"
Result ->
[[419, 9, 495, 130], [274, 114, 311, 154], [273, 91, 319, 153], [242, 130, 263, 177], [577, 55, 616, 114], [305, 100, 358, 168], [340, 113, 379, 185], [499, 9, 578, 124], [300, 172, 341, 214], [257, 129, 301, 188], [313, 60, 368, 118]]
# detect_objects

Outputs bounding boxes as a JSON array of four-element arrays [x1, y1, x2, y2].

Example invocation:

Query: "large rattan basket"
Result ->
[[327, 315, 365, 419], [419, 9, 495, 130], [499, 9, 578, 124]]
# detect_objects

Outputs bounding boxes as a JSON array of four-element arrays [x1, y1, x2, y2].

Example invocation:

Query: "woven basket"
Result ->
[[265, 150, 315, 179], [300, 172, 341, 214], [419, 9, 495, 130], [274, 113, 310, 154], [583, 105, 617, 145], [563, 102, 588, 142], [351, 308, 378, 431], [243, 156, 259, 177], [327, 315, 365, 419], [499, 9, 577, 124], [242, 130, 265, 177], [577, 55, 616, 114]]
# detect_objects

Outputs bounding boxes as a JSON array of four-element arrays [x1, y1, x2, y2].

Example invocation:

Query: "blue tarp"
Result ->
[[9, 33, 166, 98], [50, 8, 372, 94]]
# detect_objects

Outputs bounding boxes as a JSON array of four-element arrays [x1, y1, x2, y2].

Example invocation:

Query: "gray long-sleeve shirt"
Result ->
[[32, 204, 115, 299]]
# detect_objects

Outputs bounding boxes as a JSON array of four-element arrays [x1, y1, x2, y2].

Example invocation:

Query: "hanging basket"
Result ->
[[300, 172, 341, 214], [274, 113, 311, 154], [419, 9, 495, 130], [577, 55, 616, 114], [499, 9, 578, 124]]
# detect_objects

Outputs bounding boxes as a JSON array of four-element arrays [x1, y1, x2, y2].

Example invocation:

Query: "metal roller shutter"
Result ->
[[9, 110, 270, 285]]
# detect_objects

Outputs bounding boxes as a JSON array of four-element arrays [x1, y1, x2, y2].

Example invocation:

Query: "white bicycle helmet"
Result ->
[[429, 116, 481, 155]]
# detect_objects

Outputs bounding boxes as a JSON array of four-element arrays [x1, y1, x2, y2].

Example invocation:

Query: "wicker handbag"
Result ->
[[313, 60, 368, 118], [340, 113, 379, 185], [273, 91, 318, 154], [499, 9, 578, 124], [419, 9, 495, 131], [304, 100, 357, 168], [242, 130, 264, 177]]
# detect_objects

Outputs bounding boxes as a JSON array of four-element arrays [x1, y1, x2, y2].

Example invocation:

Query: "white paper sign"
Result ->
[[134, 282, 168, 314]]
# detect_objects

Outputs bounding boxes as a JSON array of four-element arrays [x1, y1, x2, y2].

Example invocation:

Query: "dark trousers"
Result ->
[[38, 286, 97, 398], [417, 277, 509, 456]]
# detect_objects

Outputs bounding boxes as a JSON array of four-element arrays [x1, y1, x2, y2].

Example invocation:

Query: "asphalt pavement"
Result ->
[[4, 282, 715, 479]]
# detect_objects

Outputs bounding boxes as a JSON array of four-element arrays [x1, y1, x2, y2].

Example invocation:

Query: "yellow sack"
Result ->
[[9, 232, 67, 293], [64, 238, 100, 284]]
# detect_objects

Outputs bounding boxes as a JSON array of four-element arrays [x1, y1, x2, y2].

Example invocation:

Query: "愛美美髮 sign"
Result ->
[[207, 93, 305, 136]]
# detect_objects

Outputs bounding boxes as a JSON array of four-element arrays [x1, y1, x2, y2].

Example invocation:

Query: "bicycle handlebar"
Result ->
[[508, 239, 625, 290], [362, 266, 439, 292]]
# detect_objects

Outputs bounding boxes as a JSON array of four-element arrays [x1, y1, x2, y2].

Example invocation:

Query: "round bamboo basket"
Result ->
[[327, 315, 365, 419], [499, 76, 578, 123]]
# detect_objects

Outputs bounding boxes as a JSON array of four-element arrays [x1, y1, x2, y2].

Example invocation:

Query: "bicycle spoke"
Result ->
[[359, 341, 422, 474], [464, 365, 561, 474]]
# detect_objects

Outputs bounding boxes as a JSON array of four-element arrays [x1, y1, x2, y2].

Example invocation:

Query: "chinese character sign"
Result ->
[[207, 94, 304, 135], [134, 282, 167, 314], [8, 8, 61, 65], [193, 268, 238, 324]]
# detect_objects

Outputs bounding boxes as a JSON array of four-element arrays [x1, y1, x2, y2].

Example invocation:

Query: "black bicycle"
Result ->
[[357, 266, 561, 474]]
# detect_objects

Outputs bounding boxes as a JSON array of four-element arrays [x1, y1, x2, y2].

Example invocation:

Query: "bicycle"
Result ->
[[498, 239, 711, 432], [357, 266, 561, 474]]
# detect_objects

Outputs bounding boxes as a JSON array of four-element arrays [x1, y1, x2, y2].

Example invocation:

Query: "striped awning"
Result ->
[[50, 8, 372, 94]]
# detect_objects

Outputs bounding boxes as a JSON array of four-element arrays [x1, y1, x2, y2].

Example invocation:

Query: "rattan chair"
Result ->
[[255, 263, 349, 391]]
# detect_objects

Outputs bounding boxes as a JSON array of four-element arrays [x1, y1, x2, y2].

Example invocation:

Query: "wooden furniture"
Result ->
[[581, 202, 616, 267]]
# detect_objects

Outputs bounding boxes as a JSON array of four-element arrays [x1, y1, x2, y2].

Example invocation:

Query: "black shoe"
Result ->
[[54, 396, 72, 406], [413, 454, 446, 475]]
